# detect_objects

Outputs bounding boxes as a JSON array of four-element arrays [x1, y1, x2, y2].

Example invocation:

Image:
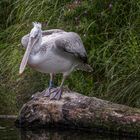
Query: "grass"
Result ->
[[0, 0, 140, 114]]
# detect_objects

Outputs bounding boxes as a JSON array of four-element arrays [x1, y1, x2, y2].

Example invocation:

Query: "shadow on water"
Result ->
[[0, 119, 139, 140]]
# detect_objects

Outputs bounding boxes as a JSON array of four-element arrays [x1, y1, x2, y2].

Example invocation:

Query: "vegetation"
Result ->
[[0, 0, 140, 114]]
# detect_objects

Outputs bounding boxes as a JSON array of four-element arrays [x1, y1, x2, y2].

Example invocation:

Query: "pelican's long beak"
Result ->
[[19, 37, 35, 74]]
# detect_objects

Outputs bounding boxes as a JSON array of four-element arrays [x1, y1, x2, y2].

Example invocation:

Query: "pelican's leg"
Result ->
[[43, 73, 55, 97], [50, 75, 67, 100]]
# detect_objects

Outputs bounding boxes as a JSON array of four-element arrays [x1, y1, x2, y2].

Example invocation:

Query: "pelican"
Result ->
[[20, 22, 93, 100]]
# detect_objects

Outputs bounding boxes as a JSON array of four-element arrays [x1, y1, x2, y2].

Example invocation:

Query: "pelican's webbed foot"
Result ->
[[50, 87, 63, 100], [43, 87, 52, 97], [43, 80, 55, 97]]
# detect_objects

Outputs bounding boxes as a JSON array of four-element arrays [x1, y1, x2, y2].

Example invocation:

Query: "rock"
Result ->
[[15, 89, 140, 137]]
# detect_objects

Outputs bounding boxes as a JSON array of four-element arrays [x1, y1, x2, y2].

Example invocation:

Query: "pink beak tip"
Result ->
[[19, 71, 24, 76], [19, 68, 24, 75]]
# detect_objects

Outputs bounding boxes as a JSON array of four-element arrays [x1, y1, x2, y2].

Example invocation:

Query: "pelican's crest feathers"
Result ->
[[32, 22, 42, 29]]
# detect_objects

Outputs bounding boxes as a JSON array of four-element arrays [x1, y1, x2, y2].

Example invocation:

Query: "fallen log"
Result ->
[[15, 89, 140, 137]]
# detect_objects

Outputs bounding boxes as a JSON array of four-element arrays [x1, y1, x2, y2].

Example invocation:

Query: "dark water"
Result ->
[[0, 119, 139, 140]]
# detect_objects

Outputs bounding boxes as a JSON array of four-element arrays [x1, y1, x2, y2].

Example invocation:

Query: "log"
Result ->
[[15, 89, 140, 137]]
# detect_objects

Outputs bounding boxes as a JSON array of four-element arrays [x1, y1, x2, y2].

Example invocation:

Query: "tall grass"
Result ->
[[0, 0, 140, 113]]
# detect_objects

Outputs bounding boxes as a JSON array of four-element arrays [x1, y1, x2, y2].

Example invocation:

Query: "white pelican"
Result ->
[[20, 22, 93, 100]]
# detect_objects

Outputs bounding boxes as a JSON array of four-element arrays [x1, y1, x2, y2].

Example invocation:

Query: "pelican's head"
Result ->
[[19, 22, 42, 74], [30, 22, 42, 38]]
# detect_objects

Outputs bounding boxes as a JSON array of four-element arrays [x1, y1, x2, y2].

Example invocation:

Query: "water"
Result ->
[[0, 119, 139, 140]]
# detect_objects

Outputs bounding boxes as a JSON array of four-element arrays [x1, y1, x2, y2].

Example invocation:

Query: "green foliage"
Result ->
[[0, 0, 140, 114]]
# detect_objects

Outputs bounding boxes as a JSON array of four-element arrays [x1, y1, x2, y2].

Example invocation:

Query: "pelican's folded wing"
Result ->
[[55, 32, 88, 63], [21, 29, 65, 48], [42, 29, 65, 36]]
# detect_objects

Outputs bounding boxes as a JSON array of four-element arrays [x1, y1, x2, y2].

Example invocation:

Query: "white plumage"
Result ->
[[20, 22, 92, 100]]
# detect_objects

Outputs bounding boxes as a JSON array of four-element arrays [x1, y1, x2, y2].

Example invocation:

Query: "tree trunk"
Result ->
[[15, 89, 140, 137]]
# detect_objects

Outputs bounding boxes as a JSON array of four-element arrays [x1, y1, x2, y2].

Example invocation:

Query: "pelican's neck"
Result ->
[[31, 34, 42, 54]]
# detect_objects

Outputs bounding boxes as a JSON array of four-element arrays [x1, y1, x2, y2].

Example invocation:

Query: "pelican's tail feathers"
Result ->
[[76, 63, 93, 72]]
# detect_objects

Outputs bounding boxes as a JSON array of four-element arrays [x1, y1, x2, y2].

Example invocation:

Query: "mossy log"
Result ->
[[15, 89, 140, 137]]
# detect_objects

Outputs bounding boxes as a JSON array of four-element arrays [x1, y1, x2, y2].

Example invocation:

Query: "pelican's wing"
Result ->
[[21, 29, 65, 48], [21, 34, 30, 48], [55, 32, 87, 63], [42, 29, 65, 36]]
